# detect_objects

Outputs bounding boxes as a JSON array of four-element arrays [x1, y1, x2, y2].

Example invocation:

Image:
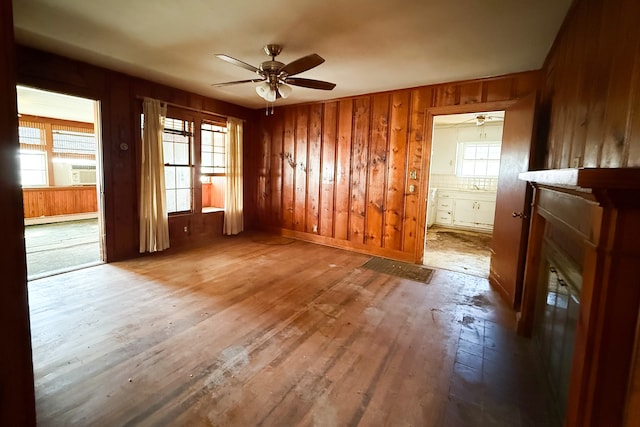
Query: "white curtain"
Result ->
[[139, 99, 170, 252], [224, 117, 243, 235]]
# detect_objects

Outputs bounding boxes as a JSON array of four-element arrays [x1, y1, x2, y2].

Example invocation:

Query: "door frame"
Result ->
[[17, 85, 107, 268], [415, 100, 517, 264]]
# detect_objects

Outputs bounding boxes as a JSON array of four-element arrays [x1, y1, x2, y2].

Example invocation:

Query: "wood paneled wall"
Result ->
[[251, 72, 539, 261], [0, 0, 36, 424], [23, 186, 97, 218], [16, 46, 256, 261], [541, 0, 640, 168]]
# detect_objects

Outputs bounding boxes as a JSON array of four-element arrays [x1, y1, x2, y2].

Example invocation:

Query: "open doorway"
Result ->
[[17, 86, 104, 279], [423, 111, 504, 277]]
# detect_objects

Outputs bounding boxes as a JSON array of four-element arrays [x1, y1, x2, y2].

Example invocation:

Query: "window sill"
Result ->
[[202, 207, 224, 214]]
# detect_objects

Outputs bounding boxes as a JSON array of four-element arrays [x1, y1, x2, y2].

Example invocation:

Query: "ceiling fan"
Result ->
[[212, 44, 336, 103], [453, 112, 504, 126]]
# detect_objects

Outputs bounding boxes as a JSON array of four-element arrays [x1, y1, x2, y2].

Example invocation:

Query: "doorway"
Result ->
[[17, 86, 105, 279], [423, 111, 505, 278]]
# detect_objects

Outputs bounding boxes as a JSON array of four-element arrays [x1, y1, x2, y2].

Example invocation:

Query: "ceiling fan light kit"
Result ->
[[213, 44, 336, 108]]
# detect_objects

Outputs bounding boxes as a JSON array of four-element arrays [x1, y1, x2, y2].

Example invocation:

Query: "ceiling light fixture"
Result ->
[[214, 44, 336, 110], [278, 83, 292, 99], [255, 81, 277, 102], [255, 80, 291, 102]]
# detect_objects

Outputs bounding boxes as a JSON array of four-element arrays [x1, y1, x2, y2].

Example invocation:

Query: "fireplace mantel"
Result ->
[[518, 168, 640, 426], [519, 167, 640, 190]]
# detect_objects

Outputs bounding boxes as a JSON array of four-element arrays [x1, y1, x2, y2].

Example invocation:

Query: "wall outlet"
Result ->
[[409, 170, 417, 180], [312, 224, 318, 233], [409, 184, 415, 193], [183, 226, 188, 233]]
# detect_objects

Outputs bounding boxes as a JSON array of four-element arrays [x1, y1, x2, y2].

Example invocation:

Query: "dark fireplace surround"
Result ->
[[518, 168, 640, 427]]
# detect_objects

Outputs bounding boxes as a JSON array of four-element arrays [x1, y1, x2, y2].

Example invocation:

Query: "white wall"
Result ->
[[429, 121, 504, 191]]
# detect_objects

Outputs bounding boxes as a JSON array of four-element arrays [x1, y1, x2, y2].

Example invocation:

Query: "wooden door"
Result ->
[[489, 93, 537, 308]]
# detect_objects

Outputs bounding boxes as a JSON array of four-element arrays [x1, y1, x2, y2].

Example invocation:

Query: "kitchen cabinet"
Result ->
[[434, 190, 496, 231], [434, 192, 454, 226]]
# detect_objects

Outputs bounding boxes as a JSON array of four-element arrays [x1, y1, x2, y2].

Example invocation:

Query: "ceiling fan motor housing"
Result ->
[[259, 61, 286, 86], [264, 44, 283, 58]]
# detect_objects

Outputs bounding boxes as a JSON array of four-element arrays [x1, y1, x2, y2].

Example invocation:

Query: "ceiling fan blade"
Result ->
[[215, 54, 260, 73], [285, 77, 336, 90], [211, 79, 263, 87], [280, 54, 325, 76]]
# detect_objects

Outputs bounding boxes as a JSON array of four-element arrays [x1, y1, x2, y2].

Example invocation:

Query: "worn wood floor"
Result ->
[[28, 233, 555, 426]]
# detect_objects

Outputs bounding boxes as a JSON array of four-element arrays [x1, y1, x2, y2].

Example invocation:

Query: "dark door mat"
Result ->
[[362, 257, 434, 283]]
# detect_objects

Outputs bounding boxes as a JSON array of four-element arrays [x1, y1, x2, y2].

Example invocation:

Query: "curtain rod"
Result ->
[[137, 96, 241, 121]]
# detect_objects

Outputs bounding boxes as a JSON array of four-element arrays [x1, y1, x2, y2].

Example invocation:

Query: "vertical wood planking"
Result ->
[[549, 25, 571, 168], [334, 100, 353, 241], [15, 46, 254, 259], [582, 0, 615, 167], [306, 104, 322, 233], [433, 84, 458, 106], [626, 41, 640, 167], [106, 73, 136, 260], [320, 102, 337, 237], [365, 94, 390, 247], [600, 0, 640, 167], [542, 0, 640, 169], [514, 73, 540, 99], [282, 109, 296, 229], [294, 106, 309, 232], [257, 120, 271, 222], [350, 97, 370, 245], [565, 0, 592, 168], [384, 91, 410, 252], [270, 115, 284, 227], [257, 71, 540, 260], [22, 187, 98, 217], [485, 79, 514, 102], [459, 82, 483, 105], [403, 88, 430, 254]]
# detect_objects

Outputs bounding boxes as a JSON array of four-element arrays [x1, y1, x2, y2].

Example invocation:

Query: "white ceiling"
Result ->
[[17, 85, 96, 122], [12, 0, 572, 110]]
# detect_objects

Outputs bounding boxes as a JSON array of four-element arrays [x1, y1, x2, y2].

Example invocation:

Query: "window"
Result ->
[[52, 127, 96, 160], [456, 142, 501, 177], [19, 150, 47, 186], [200, 121, 226, 211], [163, 117, 193, 213], [18, 123, 47, 186], [18, 119, 97, 187], [201, 122, 226, 175]]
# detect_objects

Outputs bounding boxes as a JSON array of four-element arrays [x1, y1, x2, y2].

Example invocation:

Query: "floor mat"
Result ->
[[362, 257, 434, 283]]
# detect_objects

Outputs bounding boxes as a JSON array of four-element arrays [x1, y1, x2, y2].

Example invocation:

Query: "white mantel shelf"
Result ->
[[519, 168, 640, 190]]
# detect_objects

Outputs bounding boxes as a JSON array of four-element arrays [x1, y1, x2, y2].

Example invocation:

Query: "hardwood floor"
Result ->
[[28, 233, 556, 426]]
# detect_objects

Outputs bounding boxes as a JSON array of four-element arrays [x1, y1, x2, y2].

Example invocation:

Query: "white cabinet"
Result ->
[[434, 190, 496, 231], [435, 192, 454, 226], [453, 198, 496, 230]]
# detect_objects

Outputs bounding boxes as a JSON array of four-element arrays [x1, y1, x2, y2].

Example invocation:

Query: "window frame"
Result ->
[[200, 121, 227, 178], [455, 141, 502, 178], [161, 111, 195, 215], [141, 104, 228, 216]]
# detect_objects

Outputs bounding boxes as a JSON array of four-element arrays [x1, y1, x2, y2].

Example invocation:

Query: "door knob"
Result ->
[[512, 212, 527, 219]]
